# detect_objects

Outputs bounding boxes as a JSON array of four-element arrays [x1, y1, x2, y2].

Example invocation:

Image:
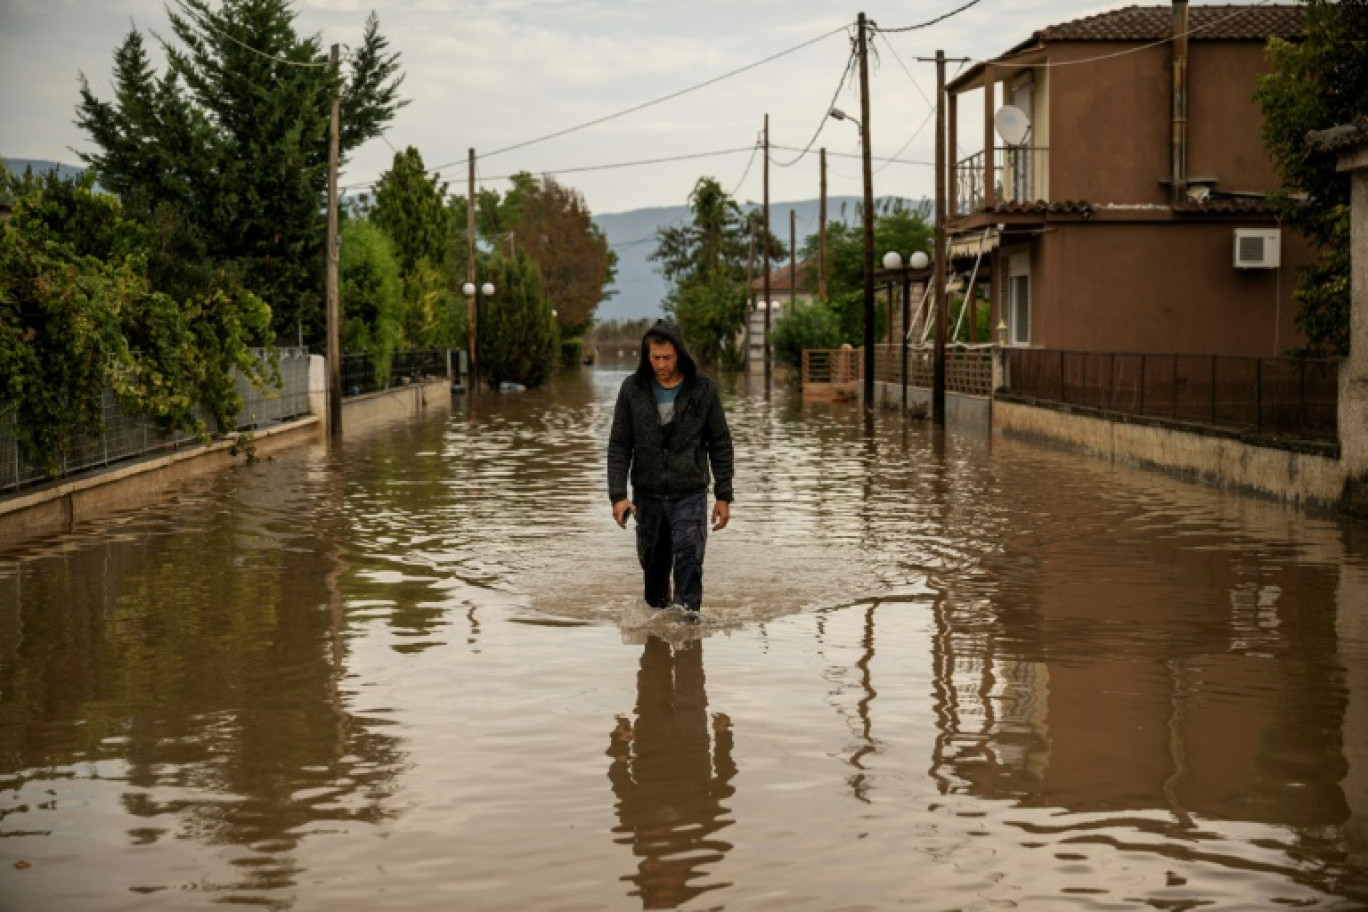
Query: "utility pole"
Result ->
[[932, 49, 948, 425], [467, 148, 478, 399], [746, 218, 756, 370], [325, 43, 342, 441], [763, 114, 772, 394], [857, 12, 875, 412], [819, 147, 828, 302], [789, 209, 796, 311]]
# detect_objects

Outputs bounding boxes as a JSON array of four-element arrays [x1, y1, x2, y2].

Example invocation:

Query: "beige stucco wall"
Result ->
[[994, 399, 1346, 511]]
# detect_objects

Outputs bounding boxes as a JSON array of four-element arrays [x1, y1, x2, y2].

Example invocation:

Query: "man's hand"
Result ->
[[613, 499, 636, 529], [711, 500, 731, 531]]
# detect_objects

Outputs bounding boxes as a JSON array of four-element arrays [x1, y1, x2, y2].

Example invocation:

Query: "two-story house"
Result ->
[[946, 2, 1311, 357]]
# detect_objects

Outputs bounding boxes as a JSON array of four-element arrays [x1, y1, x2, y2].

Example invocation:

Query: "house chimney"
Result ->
[[1170, 0, 1189, 205]]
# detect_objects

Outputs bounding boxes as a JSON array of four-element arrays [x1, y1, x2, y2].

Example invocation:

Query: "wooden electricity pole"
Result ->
[[789, 209, 796, 311], [325, 43, 342, 441], [746, 219, 756, 367], [763, 114, 772, 393], [467, 148, 478, 399], [932, 50, 948, 425], [819, 147, 828, 302], [857, 12, 876, 412]]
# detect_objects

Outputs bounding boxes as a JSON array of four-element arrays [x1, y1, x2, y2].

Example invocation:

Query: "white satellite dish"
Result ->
[[994, 105, 1031, 146]]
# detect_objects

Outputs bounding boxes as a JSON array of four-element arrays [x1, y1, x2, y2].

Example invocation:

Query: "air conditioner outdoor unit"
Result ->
[[1234, 229, 1281, 269]]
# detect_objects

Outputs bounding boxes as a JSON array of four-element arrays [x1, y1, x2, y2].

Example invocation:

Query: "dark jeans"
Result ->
[[634, 491, 708, 610]]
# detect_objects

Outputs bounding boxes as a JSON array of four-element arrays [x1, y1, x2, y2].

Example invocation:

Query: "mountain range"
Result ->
[[593, 196, 884, 321]]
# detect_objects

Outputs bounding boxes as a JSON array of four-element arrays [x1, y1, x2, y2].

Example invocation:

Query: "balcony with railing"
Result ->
[[954, 146, 1050, 217]]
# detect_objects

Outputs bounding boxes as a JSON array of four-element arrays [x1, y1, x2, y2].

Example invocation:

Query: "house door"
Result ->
[[1007, 254, 1030, 346]]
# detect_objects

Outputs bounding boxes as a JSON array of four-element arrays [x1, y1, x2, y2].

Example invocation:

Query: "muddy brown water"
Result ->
[[2, 367, 1367, 911]]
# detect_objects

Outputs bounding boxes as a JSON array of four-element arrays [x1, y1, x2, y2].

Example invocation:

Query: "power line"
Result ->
[[478, 146, 756, 184], [768, 40, 858, 168], [874, 0, 983, 34], [727, 138, 763, 198], [772, 143, 934, 167], [169, 0, 332, 68], [427, 22, 851, 172], [341, 144, 757, 192], [873, 107, 936, 176]]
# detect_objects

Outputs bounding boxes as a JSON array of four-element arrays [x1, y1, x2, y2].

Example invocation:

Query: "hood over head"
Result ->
[[636, 320, 698, 386]]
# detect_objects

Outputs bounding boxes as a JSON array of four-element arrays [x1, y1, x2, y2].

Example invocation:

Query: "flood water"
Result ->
[[3, 365, 1368, 911]]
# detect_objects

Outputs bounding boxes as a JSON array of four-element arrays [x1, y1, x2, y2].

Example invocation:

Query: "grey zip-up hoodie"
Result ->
[[607, 321, 734, 504]]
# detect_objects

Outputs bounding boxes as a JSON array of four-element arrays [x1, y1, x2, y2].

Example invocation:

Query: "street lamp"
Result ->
[[829, 107, 861, 128], [829, 102, 874, 412], [462, 280, 496, 393], [883, 250, 931, 414]]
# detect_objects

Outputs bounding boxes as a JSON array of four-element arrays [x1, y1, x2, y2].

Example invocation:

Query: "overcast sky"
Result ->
[[3, 0, 1235, 216]]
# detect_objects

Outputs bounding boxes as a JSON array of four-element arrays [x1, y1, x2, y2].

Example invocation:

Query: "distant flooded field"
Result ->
[[2, 366, 1367, 910]]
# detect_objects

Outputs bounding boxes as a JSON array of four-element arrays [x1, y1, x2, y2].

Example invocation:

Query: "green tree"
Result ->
[[1255, 0, 1368, 356], [799, 201, 933, 343], [368, 146, 460, 352], [512, 175, 615, 340], [371, 146, 451, 272], [0, 170, 272, 471], [340, 219, 405, 386], [76, 0, 405, 345], [771, 303, 844, 369], [479, 254, 558, 389], [651, 177, 786, 367]]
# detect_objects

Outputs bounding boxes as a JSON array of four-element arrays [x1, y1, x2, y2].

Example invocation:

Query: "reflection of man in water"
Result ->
[[607, 636, 736, 909]]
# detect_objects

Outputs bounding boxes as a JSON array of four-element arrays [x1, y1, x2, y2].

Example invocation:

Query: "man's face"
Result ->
[[648, 339, 680, 384]]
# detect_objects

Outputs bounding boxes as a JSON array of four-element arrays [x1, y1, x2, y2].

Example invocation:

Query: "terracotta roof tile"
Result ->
[[748, 259, 815, 293], [983, 199, 1095, 216], [1032, 4, 1304, 43]]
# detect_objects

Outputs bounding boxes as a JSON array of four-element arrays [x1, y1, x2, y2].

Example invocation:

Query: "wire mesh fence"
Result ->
[[1005, 349, 1339, 443], [0, 347, 312, 494]]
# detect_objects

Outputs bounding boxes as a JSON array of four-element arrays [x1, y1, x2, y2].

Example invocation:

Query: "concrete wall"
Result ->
[[0, 417, 320, 547], [872, 380, 992, 433], [994, 398, 1347, 512], [0, 375, 453, 548]]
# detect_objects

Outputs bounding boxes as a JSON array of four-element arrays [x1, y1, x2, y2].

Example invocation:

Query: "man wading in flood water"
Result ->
[[608, 321, 734, 613]]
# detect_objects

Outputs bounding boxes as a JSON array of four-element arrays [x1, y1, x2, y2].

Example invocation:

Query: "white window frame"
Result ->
[[1007, 254, 1030, 346]]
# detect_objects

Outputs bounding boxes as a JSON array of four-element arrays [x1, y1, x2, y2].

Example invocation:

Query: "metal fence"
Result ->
[[0, 347, 312, 493], [1005, 349, 1339, 443], [872, 344, 994, 397], [342, 349, 447, 397], [954, 146, 1051, 215]]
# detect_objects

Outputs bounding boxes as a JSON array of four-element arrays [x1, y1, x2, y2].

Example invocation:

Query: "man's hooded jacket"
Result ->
[[607, 322, 734, 505]]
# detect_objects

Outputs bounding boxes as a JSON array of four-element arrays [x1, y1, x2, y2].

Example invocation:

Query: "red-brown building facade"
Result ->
[[947, 3, 1311, 357]]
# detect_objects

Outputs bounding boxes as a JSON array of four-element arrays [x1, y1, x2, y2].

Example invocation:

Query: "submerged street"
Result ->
[[2, 366, 1367, 910]]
